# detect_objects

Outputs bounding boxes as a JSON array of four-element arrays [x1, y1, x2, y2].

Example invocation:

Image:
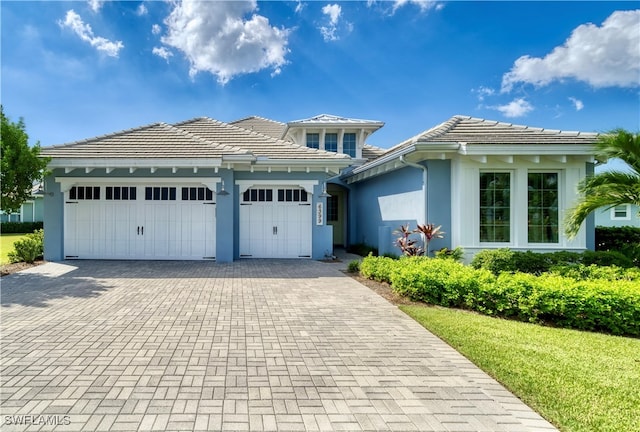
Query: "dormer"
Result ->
[[283, 114, 384, 160]]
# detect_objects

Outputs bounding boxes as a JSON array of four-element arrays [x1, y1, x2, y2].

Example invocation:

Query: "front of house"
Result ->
[[40, 114, 598, 262]]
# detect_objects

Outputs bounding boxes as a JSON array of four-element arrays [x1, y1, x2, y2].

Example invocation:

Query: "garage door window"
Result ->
[[69, 186, 100, 200], [243, 188, 274, 202], [106, 186, 137, 200], [145, 187, 176, 201], [277, 189, 308, 202], [182, 187, 214, 201]]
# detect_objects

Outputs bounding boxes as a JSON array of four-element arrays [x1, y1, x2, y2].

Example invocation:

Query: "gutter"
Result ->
[[399, 155, 428, 225]]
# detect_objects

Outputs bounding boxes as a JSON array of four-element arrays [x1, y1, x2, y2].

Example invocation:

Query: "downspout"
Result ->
[[399, 155, 428, 224]]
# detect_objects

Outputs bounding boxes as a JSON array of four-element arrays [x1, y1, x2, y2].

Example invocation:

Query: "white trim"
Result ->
[[235, 180, 318, 194], [55, 177, 221, 193], [48, 158, 223, 169], [610, 204, 631, 221]]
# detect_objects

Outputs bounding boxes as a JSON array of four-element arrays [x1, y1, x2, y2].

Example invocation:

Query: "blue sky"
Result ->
[[2, 1, 639, 157]]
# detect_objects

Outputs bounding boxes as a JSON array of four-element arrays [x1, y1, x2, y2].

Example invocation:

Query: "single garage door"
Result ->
[[239, 187, 312, 258], [64, 184, 216, 260]]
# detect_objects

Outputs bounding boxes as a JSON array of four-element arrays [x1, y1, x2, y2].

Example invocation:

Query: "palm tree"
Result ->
[[565, 129, 640, 238]]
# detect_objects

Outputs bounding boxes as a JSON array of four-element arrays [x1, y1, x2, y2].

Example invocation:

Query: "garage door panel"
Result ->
[[64, 184, 216, 260]]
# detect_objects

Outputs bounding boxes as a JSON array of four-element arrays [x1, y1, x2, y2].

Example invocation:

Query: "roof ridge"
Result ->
[[230, 115, 286, 126], [45, 122, 165, 148]]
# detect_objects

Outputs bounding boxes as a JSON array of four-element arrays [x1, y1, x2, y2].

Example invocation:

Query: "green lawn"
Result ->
[[1, 234, 26, 264], [401, 305, 640, 432]]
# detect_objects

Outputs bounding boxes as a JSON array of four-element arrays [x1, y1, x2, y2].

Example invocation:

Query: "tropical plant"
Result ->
[[415, 223, 444, 255], [395, 223, 445, 256], [565, 128, 640, 238]]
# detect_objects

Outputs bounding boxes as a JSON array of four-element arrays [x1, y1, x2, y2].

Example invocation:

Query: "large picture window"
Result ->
[[479, 172, 510, 242], [528, 172, 559, 243]]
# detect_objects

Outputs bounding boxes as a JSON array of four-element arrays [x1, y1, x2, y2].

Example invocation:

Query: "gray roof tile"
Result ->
[[230, 116, 286, 139]]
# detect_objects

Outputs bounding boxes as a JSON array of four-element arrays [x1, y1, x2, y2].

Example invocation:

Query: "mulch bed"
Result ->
[[347, 272, 418, 306], [1, 261, 45, 277]]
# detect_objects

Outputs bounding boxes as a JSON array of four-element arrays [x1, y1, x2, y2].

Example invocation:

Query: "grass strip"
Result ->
[[400, 304, 640, 432], [1, 234, 27, 264]]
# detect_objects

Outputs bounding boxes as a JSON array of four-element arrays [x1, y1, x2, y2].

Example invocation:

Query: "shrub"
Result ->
[[596, 226, 640, 251], [359, 254, 396, 283], [550, 264, 640, 281], [7, 229, 44, 264], [347, 260, 360, 273], [580, 250, 634, 268], [471, 248, 516, 275], [1, 221, 43, 234], [434, 247, 465, 262]]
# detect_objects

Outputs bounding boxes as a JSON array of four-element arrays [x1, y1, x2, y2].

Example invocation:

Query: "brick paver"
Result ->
[[1, 260, 557, 431]]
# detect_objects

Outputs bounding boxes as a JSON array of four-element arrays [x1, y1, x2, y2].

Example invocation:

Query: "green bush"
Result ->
[[470, 248, 516, 275], [360, 254, 640, 336], [347, 260, 360, 273], [434, 247, 465, 262], [359, 254, 396, 283], [1, 221, 43, 234], [7, 229, 44, 264], [550, 264, 640, 281], [596, 226, 640, 251]]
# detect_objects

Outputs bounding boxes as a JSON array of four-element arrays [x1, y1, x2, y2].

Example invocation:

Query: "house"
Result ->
[[40, 114, 598, 262], [595, 204, 640, 228], [0, 183, 45, 223]]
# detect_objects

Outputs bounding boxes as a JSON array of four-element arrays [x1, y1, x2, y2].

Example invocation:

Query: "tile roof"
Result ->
[[229, 116, 286, 139], [40, 122, 247, 158], [362, 144, 386, 160], [174, 117, 349, 160], [388, 115, 599, 153]]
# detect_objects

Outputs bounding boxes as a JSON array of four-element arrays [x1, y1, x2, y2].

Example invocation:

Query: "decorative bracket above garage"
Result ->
[[54, 177, 221, 193], [235, 180, 318, 195]]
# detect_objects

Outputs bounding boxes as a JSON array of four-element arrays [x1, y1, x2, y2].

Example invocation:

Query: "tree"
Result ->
[[565, 128, 640, 238], [1, 107, 49, 214]]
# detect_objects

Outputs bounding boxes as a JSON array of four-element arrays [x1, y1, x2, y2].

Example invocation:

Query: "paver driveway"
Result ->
[[1, 260, 557, 432]]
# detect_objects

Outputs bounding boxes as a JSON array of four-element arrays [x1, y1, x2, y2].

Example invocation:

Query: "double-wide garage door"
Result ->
[[64, 184, 216, 260]]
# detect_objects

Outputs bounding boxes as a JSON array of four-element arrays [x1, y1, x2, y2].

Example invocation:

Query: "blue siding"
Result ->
[[426, 160, 452, 253], [43, 176, 64, 261]]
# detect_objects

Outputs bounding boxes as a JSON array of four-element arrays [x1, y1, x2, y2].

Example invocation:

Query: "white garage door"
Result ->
[[239, 187, 312, 258], [64, 185, 216, 260]]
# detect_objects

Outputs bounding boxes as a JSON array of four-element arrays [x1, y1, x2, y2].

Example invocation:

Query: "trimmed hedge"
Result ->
[[361, 255, 640, 336], [596, 226, 640, 250], [1, 221, 43, 234], [471, 248, 635, 275]]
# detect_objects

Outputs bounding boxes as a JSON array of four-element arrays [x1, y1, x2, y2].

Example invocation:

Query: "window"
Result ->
[[325, 133, 338, 152], [306, 133, 319, 149], [182, 187, 213, 201], [343, 133, 356, 157], [145, 187, 176, 201], [277, 188, 308, 202], [611, 204, 631, 220], [242, 188, 273, 202], [479, 172, 510, 242], [327, 195, 339, 221], [69, 186, 100, 200], [528, 172, 559, 243], [106, 186, 136, 200]]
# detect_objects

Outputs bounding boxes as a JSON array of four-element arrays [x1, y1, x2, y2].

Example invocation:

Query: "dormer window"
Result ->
[[343, 133, 356, 157], [306, 133, 319, 149], [325, 133, 338, 152]]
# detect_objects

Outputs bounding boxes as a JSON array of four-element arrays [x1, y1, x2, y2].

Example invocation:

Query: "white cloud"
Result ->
[[152, 46, 173, 61], [492, 98, 534, 118], [160, 1, 290, 84], [473, 86, 495, 102], [295, 1, 304, 14], [320, 4, 342, 41], [152, 24, 161, 35], [137, 4, 148, 16], [87, 0, 103, 13], [502, 10, 640, 92], [59, 10, 124, 58], [569, 97, 584, 111], [392, 0, 443, 13]]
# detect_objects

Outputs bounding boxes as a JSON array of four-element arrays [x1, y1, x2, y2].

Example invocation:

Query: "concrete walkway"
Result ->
[[1, 260, 557, 431]]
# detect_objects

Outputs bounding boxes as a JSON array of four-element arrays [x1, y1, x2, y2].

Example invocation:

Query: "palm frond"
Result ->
[[595, 129, 640, 174]]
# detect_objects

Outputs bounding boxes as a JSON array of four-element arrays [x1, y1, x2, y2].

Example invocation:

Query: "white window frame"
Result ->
[[526, 170, 562, 246], [610, 204, 631, 221], [478, 170, 514, 245]]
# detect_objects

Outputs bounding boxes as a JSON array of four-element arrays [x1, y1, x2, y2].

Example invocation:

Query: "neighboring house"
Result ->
[[0, 183, 45, 223], [594, 204, 640, 228], [40, 114, 599, 262]]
